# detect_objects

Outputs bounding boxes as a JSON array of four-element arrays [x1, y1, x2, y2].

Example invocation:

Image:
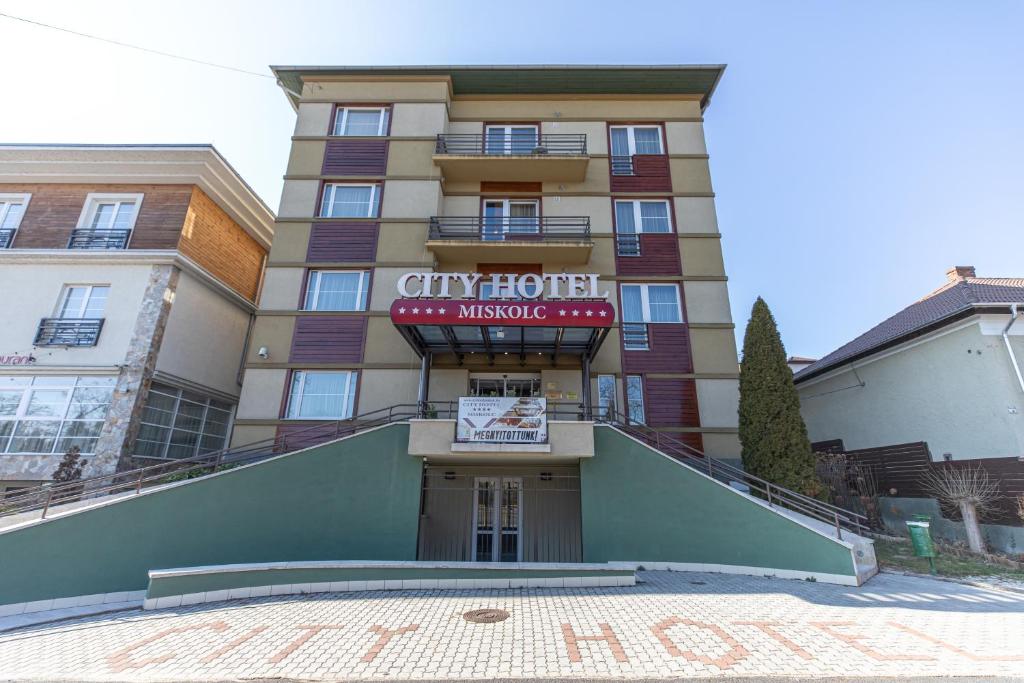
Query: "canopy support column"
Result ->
[[581, 353, 592, 420], [417, 351, 432, 418]]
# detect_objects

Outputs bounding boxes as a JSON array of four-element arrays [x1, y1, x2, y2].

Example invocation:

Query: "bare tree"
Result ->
[[922, 464, 999, 553]]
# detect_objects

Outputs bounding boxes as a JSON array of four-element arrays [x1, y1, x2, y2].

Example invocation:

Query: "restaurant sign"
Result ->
[[456, 397, 547, 444]]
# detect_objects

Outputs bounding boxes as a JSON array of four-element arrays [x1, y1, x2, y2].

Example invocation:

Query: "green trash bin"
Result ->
[[906, 514, 937, 574]]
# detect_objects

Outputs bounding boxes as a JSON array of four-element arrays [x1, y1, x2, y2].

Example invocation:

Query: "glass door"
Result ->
[[485, 125, 539, 155], [482, 200, 539, 241], [472, 476, 522, 562], [469, 373, 542, 397]]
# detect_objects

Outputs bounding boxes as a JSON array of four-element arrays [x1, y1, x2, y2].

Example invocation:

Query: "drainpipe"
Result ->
[[1003, 304, 1024, 394]]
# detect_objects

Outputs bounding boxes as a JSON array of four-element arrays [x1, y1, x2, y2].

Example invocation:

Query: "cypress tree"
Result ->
[[738, 297, 819, 496]]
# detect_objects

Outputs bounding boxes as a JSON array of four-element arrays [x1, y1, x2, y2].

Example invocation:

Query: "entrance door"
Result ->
[[482, 200, 539, 241], [469, 373, 541, 397], [472, 476, 522, 562]]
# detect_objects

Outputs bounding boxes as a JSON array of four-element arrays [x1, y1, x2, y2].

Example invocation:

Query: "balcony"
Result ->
[[433, 134, 589, 182], [68, 229, 131, 250], [426, 216, 592, 264], [0, 229, 14, 248], [34, 318, 104, 347]]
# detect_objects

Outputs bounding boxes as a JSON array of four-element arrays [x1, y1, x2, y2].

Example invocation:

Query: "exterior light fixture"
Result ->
[[257, 346, 269, 359]]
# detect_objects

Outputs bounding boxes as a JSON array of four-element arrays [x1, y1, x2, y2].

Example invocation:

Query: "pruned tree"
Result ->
[[922, 464, 999, 553], [739, 297, 820, 496]]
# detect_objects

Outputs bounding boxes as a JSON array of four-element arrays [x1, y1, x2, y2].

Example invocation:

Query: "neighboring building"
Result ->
[[787, 355, 816, 374], [795, 266, 1024, 461], [0, 145, 274, 495]]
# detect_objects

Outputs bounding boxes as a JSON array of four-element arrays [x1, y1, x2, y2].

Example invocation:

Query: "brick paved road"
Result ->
[[0, 570, 1022, 681]]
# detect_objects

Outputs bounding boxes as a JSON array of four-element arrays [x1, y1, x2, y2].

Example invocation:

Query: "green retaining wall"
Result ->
[[148, 565, 635, 598], [581, 427, 857, 577], [0, 424, 422, 606]]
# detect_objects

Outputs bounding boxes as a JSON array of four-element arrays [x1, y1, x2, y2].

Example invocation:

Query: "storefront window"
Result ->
[[133, 382, 234, 460], [0, 375, 115, 454]]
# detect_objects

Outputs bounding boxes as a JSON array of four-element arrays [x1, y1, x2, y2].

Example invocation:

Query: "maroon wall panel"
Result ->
[[643, 378, 700, 428], [307, 222, 379, 262], [289, 316, 367, 363], [322, 139, 389, 176], [610, 155, 672, 192], [615, 234, 681, 275], [622, 324, 693, 374]]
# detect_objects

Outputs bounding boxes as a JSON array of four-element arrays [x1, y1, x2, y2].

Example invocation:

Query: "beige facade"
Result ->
[[239, 66, 739, 460]]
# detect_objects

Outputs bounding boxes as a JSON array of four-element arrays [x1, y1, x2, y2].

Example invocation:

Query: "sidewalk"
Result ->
[[0, 570, 1021, 680]]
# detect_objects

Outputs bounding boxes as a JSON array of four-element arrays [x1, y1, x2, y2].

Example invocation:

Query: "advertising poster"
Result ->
[[456, 397, 548, 443]]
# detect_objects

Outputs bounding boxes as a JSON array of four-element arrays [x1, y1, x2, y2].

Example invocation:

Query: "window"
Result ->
[[78, 193, 141, 232], [626, 375, 645, 425], [0, 193, 30, 244], [333, 107, 389, 136], [482, 199, 539, 240], [597, 375, 617, 419], [304, 271, 369, 311], [286, 371, 357, 419], [485, 125, 539, 155], [57, 285, 109, 319], [320, 184, 380, 218], [614, 200, 672, 234], [0, 375, 115, 454], [133, 382, 234, 460], [610, 125, 664, 156], [620, 284, 682, 324]]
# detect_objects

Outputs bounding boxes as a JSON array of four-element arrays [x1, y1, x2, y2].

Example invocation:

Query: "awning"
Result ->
[[390, 299, 614, 364]]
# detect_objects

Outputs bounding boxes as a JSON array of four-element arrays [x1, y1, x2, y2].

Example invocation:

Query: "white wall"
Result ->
[[155, 271, 252, 398]]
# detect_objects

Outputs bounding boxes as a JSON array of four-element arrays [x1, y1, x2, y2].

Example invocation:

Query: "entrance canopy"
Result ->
[[390, 299, 614, 364]]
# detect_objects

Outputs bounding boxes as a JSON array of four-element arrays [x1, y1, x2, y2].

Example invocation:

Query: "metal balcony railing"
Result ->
[[0, 229, 15, 248], [429, 216, 591, 242], [610, 155, 636, 175], [435, 134, 587, 156], [34, 318, 104, 347], [622, 323, 650, 350], [68, 229, 131, 249], [616, 233, 641, 256]]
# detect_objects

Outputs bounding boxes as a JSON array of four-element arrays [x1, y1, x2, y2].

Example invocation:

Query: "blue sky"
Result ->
[[1, 0, 1021, 358]]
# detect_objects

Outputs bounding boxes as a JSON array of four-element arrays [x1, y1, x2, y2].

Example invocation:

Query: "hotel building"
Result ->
[[0, 145, 274, 494]]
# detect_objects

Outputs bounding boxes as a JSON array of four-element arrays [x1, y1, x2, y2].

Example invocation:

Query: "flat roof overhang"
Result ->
[[431, 154, 589, 182], [271, 64, 726, 111], [425, 239, 593, 265], [390, 299, 613, 365]]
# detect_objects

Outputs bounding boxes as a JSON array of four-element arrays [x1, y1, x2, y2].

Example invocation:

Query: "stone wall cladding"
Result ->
[[178, 188, 266, 302], [87, 265, 181, 477]]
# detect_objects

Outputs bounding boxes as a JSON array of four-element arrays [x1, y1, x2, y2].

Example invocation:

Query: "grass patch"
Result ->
[[874, 537, 1024, 580]]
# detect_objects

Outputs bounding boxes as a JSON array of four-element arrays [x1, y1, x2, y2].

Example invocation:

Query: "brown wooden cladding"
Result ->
[[178, 188, 266, 301], [622, 324, 693, 374], [322, 139, 389, 176], [643, 377, 700, 429], [289, 316, 367, 363], [609, 155, 672, 192], [307, 222, 380, 262], [615, 234, 681, 275], [3, 183, 191, 249]]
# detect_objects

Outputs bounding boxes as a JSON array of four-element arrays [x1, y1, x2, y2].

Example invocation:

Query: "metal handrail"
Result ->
[[0, 401, 866, 539], [428, 216, 591, 242], [435, 133, 587, 156], [68, 229, 131, 249], [34, 318, 104, 347]]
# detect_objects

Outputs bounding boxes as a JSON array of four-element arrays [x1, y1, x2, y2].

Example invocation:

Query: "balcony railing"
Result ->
[[622, 323, 650, 350], [610, 155, 636, 175], [429, 216, 591, 242], [68, 229, 131, 250], [435, 134, 587, 156], [616, 233, 640, 256], [34, 318, 104, 347], [0, 229, 14, 248]]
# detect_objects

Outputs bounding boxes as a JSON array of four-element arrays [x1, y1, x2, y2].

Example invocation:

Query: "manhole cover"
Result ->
[[463, 608, 509, 624]]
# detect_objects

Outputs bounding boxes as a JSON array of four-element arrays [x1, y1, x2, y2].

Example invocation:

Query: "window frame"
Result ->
[[56, 284, 110, 320], [285, 370, 358, 420], [613, 199, 673, 235], [625, 375, 645, 425], [303, 270, 370, 311], [332, 106, 390, 137], [0, 193, 31, 240], [484, 124, 540, 155], [75, 192, 143, 238], [619, 283, 683, 324], [319, 183, 381, 219], [0, 375, 116, 455], [131, 382, 235, 461], [597, 374, 617, 419], [609, 125, 665, 156]]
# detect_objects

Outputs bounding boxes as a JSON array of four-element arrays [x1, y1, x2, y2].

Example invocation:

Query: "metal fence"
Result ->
[[435, 134, 587, 156], [428, 216, 591, 242], [33, 318, 104, 347]]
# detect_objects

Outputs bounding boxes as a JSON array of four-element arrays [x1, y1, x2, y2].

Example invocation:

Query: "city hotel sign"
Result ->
[[391, 272, 615, 327]]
